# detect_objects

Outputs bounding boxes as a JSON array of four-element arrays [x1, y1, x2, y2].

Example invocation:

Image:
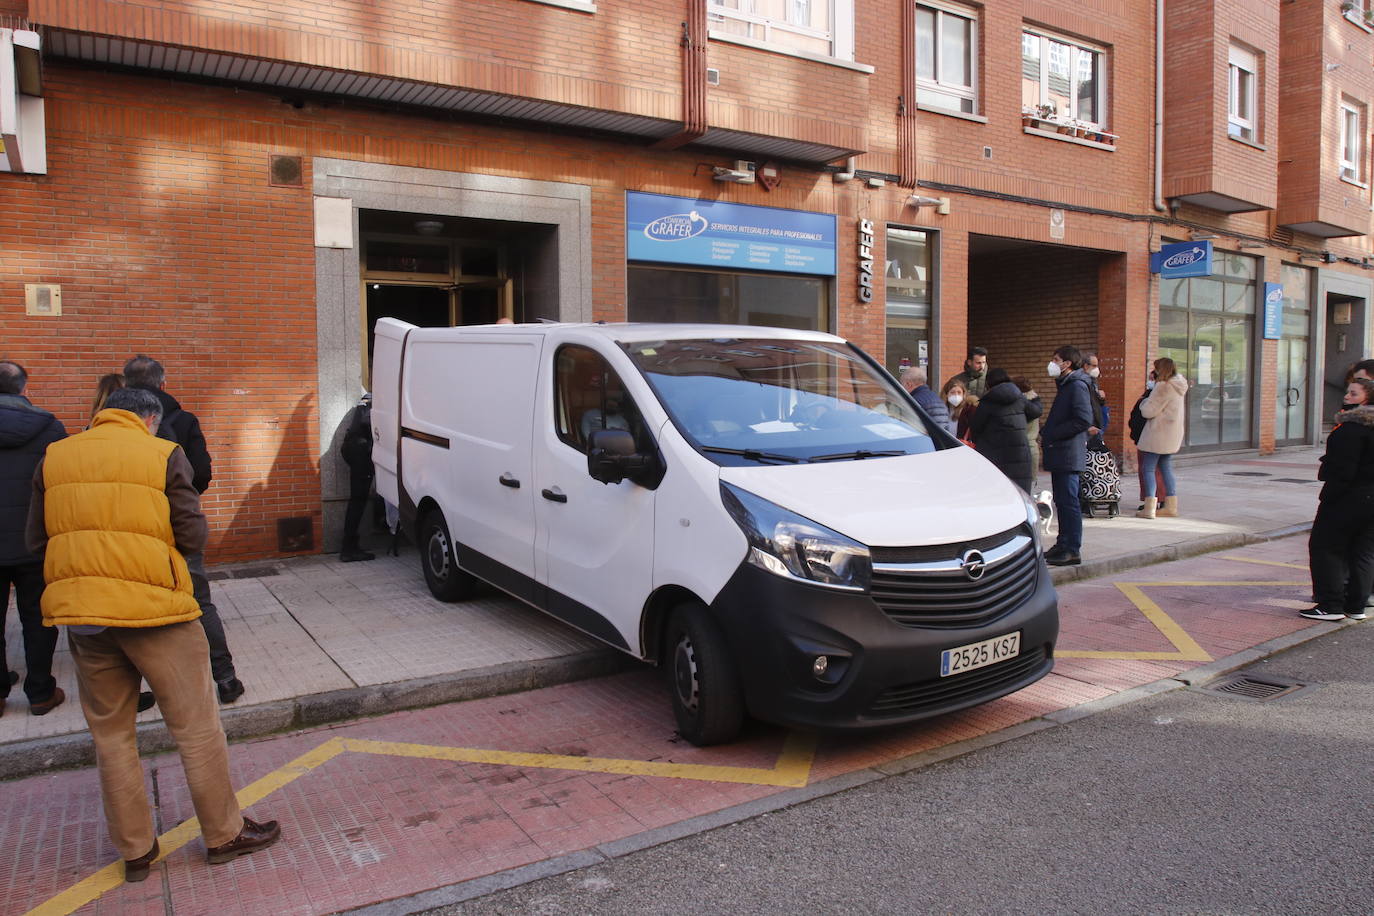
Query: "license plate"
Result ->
[[940, 632, 1021, 677]]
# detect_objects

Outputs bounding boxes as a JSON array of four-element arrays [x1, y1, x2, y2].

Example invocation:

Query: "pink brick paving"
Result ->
[[4, 538, 1324, 916]]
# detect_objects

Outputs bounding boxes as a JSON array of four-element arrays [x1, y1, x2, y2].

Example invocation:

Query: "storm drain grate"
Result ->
[[1224, 471, 1272, 477], [1204, 674, 1309, 701]]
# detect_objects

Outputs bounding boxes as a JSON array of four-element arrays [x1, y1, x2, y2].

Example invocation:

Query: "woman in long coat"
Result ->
[[969, 368, 1040, 493], [1301, 377, 1374, 621], [1135, 357, 1188, 518]]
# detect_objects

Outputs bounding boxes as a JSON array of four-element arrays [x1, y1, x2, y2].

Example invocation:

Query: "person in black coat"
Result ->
[[123, 355, 243, 705], [0, 360, 68, 716], [1301, 378, 1374, 621], [1040, 346, 1095, 566], [340, 393, 378, 562], [970, 368, 1041, 493]]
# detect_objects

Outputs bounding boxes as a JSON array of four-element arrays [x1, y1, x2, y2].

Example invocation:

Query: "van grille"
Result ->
[[870, 536, 1039, 630], [866, 646, 1049, 718]]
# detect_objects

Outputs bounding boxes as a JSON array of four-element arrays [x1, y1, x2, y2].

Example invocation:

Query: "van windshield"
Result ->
[[622, 337, 938, 465]]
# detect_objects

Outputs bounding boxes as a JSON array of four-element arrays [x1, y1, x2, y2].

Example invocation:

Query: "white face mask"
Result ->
[[1046, 360, 1062, 378], [1145, 380, 1156, 390], [1087, 367, 1100, 379], [947, 394, 964, 407]]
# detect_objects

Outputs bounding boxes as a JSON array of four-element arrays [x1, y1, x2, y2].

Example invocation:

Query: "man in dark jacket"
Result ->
[[123, 355, 243, 704], [0, 360, 67, 716], [900, 366, 952, 436], [970, 368, 1041, 494], [1039, 346, 1094, 566]]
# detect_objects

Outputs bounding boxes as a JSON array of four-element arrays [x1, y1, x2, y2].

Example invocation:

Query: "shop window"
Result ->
[[1021, 27, 1108, 130], [884, 227, 933, 375], [915, 2, 978, 115], [1227, 42, 1259, 143], [1275, 263, 1314, 445], [1339, 97, 1365, 184], [1157, 250, 1257, 451], [627, 266, 828, 331], [708, 0, 855, 61], [553, 345, 648, 455]]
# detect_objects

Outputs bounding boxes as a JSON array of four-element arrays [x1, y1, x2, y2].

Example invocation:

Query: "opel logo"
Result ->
[[960, 548, 987, 581]]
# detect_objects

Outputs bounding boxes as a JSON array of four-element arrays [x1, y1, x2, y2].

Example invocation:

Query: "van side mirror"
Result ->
[[587, 428, 659, 487]]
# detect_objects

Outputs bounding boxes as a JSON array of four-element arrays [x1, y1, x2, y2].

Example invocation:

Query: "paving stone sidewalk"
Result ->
[[0, 446, 1325, 778]]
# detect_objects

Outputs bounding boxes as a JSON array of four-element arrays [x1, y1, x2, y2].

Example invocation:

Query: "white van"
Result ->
[[371, 319, 1058, 745]]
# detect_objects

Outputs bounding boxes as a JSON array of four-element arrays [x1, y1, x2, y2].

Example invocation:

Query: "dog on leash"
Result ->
[[1034, 490, 1054, 537]]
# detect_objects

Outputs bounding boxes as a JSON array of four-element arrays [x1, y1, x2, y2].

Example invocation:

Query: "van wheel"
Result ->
[[666, 602, 744, 746], [420, 509, 476, 602]]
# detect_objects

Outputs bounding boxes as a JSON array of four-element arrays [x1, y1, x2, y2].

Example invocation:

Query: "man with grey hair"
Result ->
[[0, 359, 67, 716], [123, 355, 243, 705], [900, 364, 952, 436], [27, 386, 280, 882]]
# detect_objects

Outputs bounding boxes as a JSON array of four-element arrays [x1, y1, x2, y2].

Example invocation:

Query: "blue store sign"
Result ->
[[1150, 240, 1214, 278], [626, 191, 836, 276], [1262, 282, 1283, 340]]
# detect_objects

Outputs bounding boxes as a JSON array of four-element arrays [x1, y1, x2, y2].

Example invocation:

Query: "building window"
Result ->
[[1020, 28, 1107, 129], [1343, 0, 1372, 27], [915, 2, 977, 115], [627, 266, 828, 331], [1340, 98, 1364, 183], [1228, 42, 1258, 142], [708, 0, 851, 60], [884, 227, 934, 375]]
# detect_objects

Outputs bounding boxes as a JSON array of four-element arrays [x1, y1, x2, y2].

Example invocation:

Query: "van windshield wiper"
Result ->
[[806, 449, 907, 462], [699, 446, 802, 464]]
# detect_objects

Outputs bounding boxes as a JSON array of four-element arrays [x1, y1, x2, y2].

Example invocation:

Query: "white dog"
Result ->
[[1034, 490, 1055, 537]]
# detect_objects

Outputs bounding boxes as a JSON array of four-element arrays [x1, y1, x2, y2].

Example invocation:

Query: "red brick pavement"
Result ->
[[7, 538, 1324, 916]]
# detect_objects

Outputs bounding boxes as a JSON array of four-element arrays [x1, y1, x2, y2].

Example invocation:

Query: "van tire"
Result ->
[[666, 602, 744, 746], [420, 509, 476, 602]]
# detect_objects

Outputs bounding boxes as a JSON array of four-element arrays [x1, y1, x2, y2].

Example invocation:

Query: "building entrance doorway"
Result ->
[[1322, 291, 1368, 425]]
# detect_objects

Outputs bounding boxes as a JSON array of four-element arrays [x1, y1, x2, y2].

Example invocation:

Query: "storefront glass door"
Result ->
[[1275, 264, 1313, 445]]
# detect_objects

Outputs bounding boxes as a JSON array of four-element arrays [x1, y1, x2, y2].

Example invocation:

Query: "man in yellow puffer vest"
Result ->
[[26, 387, 281, 883]]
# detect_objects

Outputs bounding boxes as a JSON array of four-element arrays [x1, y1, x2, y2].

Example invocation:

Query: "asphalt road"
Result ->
[[430, 623, 1374, 916]]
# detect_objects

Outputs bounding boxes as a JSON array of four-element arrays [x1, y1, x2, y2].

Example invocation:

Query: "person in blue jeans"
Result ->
[[1039, 346, 1094, 566]]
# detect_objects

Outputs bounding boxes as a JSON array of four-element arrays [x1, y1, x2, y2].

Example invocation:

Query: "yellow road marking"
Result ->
[[1058, 581, 1306, 662], [27, 733, 812, 915], [1219, 555, 1309, 570]]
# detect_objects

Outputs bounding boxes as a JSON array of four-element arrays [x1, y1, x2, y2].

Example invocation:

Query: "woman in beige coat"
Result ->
[[1136, 357, 1189, 518]]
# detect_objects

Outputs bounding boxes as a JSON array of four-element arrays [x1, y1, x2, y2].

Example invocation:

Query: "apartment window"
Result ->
[[1021, 28, 1107, 128], [1340, 98, 1364, 183], [1228, 43, 1258, 142], [709, 0, 851, 60], [1343, 0, 1372, 27], [915, 2, 977, 115]]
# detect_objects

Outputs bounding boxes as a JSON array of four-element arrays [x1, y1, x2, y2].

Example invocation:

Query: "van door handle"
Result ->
[[541, 487, 568, 503], [499, 473, 521, 489]]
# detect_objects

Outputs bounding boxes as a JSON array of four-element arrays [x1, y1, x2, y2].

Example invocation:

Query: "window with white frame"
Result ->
[[915, 2, 977, 115], [708, 0, 852, 60], [1020, 28, 1107, 129], [1343, 0, 1371, 26], [1339, 98, 1365, 183], [1228, 42, 1258, 142]]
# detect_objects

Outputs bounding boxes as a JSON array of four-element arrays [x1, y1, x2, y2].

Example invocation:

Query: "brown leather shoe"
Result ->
[[30, 686, 65, 716], [125, 839, 160, 883], [206, 816, 281, 864]]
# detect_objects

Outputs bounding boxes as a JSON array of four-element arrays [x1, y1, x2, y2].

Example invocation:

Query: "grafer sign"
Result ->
[[858, 219, 875, 303], [1150, 240, 1214, 279]]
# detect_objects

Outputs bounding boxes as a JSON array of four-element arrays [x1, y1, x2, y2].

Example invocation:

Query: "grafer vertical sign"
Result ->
[[858, 219, 875, 303]]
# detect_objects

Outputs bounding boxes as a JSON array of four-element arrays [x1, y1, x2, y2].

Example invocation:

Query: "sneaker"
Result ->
[[1346, 611, 1368, 621], [1299, 607, 1345, 621]]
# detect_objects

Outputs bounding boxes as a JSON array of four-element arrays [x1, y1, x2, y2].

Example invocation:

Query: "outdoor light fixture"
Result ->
[[908, 195, 951, 214], [414, 219, 445, 236]]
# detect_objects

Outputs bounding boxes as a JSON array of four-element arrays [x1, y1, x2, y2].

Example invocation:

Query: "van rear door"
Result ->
[[370, 317, 411, 510]]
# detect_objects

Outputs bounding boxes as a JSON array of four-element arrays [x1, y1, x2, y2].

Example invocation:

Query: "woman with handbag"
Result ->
[[1135, 357, 1188, 519]]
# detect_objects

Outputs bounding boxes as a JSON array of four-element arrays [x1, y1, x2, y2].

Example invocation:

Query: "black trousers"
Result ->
[[342, 463, 375, 549], [1308, 489, 1374, 614], [185, 552, 237, 686], [0, 561, 59, 704]]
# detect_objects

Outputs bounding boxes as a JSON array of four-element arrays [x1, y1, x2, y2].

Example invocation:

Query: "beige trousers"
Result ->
[[68, 621, 243, 860]]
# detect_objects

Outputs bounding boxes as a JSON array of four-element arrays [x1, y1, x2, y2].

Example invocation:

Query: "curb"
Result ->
[[1048, 521, 1312, 586], [0, 649, 626, 781], [335, 614, 1357, 915]]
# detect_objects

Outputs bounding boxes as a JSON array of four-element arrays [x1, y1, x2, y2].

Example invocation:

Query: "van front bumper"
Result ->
[[707, 559, 1059, 732]]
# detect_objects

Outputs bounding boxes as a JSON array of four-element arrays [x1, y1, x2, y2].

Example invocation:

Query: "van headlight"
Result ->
[[1020, 490, 1043, 554], [720, 483, 871, 592]]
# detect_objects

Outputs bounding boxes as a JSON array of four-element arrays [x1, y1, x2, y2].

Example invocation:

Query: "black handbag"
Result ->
[[1128, 392, 1149, 444]]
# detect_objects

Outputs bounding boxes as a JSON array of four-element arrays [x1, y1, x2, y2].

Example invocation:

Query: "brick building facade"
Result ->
[[2, 0, 1372, 561]]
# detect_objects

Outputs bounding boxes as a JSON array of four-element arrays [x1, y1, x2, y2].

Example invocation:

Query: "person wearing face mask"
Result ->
[[1039, 346, 1095, 565], [1082, 353, 1110, 450], [1134, 357, 1189, 519], [1128, 369, 1168, 511], [940, 378, 976, 441], [947, 346, 989, 399], [1301, 377, 1374, 621]]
